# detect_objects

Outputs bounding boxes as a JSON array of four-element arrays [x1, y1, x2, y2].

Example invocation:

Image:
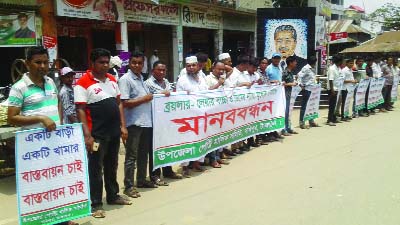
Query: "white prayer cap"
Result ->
[[110, 56, 122, 68], [218, 53, 231, 60], [185, 56, 198, 64]]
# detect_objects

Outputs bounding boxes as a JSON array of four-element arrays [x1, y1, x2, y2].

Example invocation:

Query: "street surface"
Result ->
[[1, 106, 400, 225]]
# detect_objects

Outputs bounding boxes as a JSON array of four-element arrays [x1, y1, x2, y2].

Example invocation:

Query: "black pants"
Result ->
[[152, 166, 174, 178], [89, 135, 120, 207], [341, 90, 348, 118], [328, 91, 338, 122], [383, 85, 392, 109], [365, 83, 370, 112], [299, 89, 312, 123]]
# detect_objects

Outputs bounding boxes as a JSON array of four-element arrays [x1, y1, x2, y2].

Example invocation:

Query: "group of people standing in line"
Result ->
[[6, 46, 397, 224], [326, 55, 398, 126]]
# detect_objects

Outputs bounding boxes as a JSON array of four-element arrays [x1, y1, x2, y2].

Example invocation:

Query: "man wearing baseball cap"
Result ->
[[59, 67, 78, 124]]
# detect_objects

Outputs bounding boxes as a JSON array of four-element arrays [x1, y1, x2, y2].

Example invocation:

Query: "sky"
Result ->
[[343, 0, 396, 13]]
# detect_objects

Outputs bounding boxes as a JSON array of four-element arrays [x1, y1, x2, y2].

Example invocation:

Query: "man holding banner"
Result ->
[[8, 46, 79, 225], [176, 56, 209, 176], [75, 48, 131, 218], [281, 56, 298, 135], [297, 56, 320, 129], [340, 59, 357, 121], [381, 57, 395, 111], [327, 55, 343, 126]]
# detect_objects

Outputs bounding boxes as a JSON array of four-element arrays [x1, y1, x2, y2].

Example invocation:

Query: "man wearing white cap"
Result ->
[[218, 53, 234, 82], [59, 67, 78, 124], [176, 56, 208, 176], [109, 56, 122, 81], [178, 54, 207, 80]]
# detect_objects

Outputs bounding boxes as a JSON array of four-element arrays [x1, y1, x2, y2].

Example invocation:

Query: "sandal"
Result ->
[[217, 159, 230, 165], [92, 209, 106, 218], [108, 196, 132, 205], [211, 162, 222, 168], [124, 189, 140, 198], [165, 173, 183, 179], [137, 180, 158, 188], [153, 178, 169, 186]]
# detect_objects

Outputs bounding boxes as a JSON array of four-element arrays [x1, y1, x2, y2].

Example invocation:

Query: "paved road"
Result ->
[[1, 106, 400, 225]]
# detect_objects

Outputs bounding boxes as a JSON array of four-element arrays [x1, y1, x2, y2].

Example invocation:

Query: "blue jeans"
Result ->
[[209, 149, 221, 163]]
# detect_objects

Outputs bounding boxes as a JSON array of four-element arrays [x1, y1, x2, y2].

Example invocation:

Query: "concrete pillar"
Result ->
[[172, 25, 183, 82], [116, 22, 129, 52], [214, 28, 223, 58]]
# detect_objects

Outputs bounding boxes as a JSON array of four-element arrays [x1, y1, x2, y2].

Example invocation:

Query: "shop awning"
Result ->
[[341, 31, 400, 53]]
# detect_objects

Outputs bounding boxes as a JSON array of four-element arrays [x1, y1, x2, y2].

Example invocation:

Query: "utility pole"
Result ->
[[325, 0, 332, 75]]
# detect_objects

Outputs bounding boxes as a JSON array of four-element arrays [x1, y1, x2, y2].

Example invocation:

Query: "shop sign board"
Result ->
[[182, 5, 222, 30], [124, 0, 180, 26], [223, 13, 255, 32], [55, 0, 125, 22]]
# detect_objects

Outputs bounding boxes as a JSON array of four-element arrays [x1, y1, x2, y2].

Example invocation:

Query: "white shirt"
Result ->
[[372, 62, 382, 78], [327, 64, 341, 91], [297, 64, 316, 87], [227, 67, 245, 88], [149, 55, 159, 70], [142, 56, 148, 74], [236, 71, 260, 86], [176, 72, 208, 92], [205, 73, 235, 89], [340, 66, 354, 90]]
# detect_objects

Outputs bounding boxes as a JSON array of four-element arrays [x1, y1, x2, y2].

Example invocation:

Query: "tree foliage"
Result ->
[[369, 3, 400, 31], [272, 0, 307, 8]]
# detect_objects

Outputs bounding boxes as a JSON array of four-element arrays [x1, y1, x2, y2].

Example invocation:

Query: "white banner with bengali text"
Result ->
[[152, 85, 285, 169], [391, 75, 399, 102], [355, 79, 370, 111], [343, 85, 356, 117], [368, 78, 385, 109], [303, 84, 321, 121], [15, 124, 90, 225]]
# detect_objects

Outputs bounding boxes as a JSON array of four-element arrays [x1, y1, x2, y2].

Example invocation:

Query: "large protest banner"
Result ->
[[343, 85, 356, 117], [303, 84, 321, 121], [152, 85, 285, 169], [15, 124, 91, 225], [368, 78, 385, 109], [391, 75, 399, 102], [355, 79, 370, 111]]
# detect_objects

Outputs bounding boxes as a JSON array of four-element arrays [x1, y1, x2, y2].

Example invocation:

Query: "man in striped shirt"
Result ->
[[8, 47, 78, 225], [8, 46, 60, 131]]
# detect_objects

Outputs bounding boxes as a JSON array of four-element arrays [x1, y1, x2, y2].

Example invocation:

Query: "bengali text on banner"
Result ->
[[152, 85, 286, 169], [15, 124, 91, 225]]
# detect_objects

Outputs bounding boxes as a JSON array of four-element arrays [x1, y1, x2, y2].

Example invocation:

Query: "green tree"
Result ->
[[369, 3, 400, 31], [272, 0, 307, 7]]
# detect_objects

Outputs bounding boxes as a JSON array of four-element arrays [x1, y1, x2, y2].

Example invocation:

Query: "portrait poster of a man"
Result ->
[[264, 19, 308, 74]]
